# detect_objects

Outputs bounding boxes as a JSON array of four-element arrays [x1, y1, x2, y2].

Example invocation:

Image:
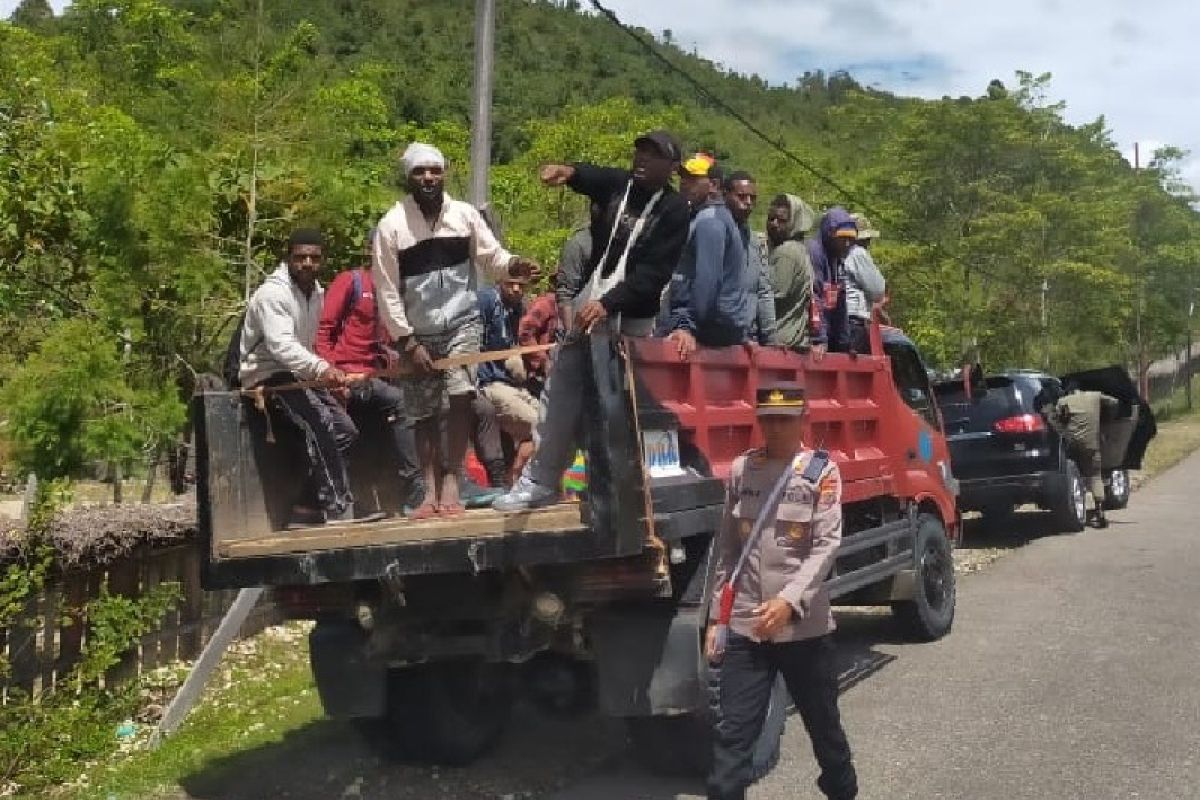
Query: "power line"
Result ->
[[587, 0, 876, 215]]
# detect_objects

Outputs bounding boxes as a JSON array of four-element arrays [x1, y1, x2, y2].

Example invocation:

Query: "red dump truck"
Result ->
[[196, 319, 959, 773]]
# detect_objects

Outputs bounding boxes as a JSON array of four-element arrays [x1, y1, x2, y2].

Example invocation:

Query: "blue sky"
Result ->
[[6, 0, 1198, 191], [595, 0, 1200, 191]]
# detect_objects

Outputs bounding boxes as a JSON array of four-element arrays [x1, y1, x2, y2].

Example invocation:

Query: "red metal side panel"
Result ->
[[627, 338, 956, 529]]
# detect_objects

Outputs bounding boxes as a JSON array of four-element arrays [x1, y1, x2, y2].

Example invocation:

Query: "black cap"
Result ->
[[755, 381, 807, 416], [634, 129, 682, 162]]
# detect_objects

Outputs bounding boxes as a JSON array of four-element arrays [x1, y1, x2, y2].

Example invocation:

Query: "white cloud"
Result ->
[[595, 0, 1200, 191]]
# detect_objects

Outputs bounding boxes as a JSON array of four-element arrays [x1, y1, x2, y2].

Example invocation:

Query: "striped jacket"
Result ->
[[372, 194, 515, 340]]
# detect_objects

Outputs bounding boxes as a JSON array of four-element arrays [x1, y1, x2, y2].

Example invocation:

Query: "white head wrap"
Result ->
[[402, 142, 446, 174]]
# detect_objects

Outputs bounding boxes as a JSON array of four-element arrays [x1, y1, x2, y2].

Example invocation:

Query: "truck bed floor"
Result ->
[[217, 503, 587, 558]]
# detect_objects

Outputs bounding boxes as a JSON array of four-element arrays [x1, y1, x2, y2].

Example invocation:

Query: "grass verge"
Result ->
[[58, 623, 321, 800]]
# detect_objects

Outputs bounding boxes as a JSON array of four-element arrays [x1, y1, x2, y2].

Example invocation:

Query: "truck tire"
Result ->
[[1104, 468, 1130, 510], [373, 661, 513, 766], [1050, 460, 1087, 533], [624, 673, 786, 780], [891, 513, 956, 641]]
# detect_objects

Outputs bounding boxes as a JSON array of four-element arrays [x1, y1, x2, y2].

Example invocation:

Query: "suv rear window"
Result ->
[[935, 377, 1019, 430]]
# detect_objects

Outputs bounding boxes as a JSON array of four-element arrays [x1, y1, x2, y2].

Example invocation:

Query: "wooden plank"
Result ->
[[8, 594, 40, 696], [57, 570, 89, 678], [178, 546, 203, 660], [139, 552, 163, 670], [149, 587, 264, 747], [105, 556, 141, 686], [39, 587, 58, 691], [217, 504, 586, 559], [159, 548, 184, 665]]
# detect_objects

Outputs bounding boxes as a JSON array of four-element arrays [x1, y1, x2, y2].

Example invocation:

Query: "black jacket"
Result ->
[[568, 163, 690, 319]]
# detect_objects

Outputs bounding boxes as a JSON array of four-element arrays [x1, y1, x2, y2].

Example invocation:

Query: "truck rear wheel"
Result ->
[[891, 514, 955, 641], [372, 661, 513, 766], [624, 673, 787, 780], [1051, 460, 1087, 533]]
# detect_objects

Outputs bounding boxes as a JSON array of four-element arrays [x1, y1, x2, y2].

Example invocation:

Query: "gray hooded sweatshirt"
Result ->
[[767, 194, 817, 350], [238, 264, 329, 387]]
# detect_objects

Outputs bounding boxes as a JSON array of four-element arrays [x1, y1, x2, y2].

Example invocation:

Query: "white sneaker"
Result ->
[[492, 478, 558, 512]]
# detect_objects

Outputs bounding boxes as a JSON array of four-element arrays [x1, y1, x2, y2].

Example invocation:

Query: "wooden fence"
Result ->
[[2, 541, 279, 700]]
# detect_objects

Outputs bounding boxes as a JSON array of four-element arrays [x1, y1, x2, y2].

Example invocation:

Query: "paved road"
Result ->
[[550, 450, 1200, 800], [172, 453, 1198, 800]]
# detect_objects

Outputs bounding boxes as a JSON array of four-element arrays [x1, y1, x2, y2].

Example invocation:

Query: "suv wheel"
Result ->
[[1051, 459, 1087, 533], [1104, 468, 1131, 510]]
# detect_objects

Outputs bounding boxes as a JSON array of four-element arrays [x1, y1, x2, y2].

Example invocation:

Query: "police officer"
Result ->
[[705, 381, 857, 800]]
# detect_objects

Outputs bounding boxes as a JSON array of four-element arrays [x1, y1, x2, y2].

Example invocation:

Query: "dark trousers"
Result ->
[[847, 318, 870, 355], [347, 377, 423, 507], [266, 373, 356, 515], [708, 634, 857, 800]]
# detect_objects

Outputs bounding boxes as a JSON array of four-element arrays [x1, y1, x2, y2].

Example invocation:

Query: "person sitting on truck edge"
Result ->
[[492, 129, 690, 512], [477, 274, 540, 485], [724, 170, 777, 346], [705, 381, 858, 800], [765, 193, 818, 352], [807, 207, 858, 355], [844, 214, 886, 355], [314, 228, 424, 513], [660, 162, 754, 360], [239, 228, 367, 528], [372, 142, 539, 520], [1047, 382, 1119, 528]]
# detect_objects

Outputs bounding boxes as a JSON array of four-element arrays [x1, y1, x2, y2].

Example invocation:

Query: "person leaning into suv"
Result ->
[[1048, 384, 1119, 528]]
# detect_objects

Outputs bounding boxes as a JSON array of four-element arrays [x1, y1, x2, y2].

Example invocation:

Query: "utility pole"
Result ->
[[468, 0, 496, 209], [1132, 142, 1150, 400], [1188, 285, 1196, 411]]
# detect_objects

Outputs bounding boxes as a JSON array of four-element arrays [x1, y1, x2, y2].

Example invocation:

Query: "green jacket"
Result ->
[[767, 194, 817, 350]]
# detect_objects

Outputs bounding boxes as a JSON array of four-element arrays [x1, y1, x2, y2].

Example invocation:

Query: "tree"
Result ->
[[8, 0, 53, 29]]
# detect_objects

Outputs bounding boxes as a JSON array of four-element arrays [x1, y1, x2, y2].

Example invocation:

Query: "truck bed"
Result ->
[[215, 504, 586, 559]]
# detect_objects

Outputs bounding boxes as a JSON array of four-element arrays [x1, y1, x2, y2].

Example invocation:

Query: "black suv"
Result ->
[[935, 371, 1085, 531], [935, 368, 1151, 532]]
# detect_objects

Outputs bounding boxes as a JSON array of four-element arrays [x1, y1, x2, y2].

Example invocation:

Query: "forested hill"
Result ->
[[2, 0, 1198, 481]]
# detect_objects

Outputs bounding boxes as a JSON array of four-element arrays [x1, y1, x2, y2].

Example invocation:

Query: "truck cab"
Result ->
[[195, 317, 958, 771]]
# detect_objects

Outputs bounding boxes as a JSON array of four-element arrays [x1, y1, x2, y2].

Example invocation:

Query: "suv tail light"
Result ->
[[993, 414, 1045, 434]]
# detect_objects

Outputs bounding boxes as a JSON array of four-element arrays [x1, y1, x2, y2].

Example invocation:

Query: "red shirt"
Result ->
[[315, 269, 385, 375], [518, 292, 562, 378]]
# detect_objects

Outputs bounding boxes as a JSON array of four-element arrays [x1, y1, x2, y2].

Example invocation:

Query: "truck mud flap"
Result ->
[[309, 621, 386, 718], [588, 604, 707, 717]]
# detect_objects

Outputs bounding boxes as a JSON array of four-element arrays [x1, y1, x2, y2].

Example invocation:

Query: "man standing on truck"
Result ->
[[723, 171, 777, 345], [660, 161, 754, 359], [493, 130, 690, 511], [844, 214, 886, 355], [1049, 384, 1119, 528], [239, 228, 364, 528], [765, 193, 817, 352], [314, 228, 423, 513], [705, 381, 858, 800], [807, 208, 858, 354], [372, 142, 539, 519]]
